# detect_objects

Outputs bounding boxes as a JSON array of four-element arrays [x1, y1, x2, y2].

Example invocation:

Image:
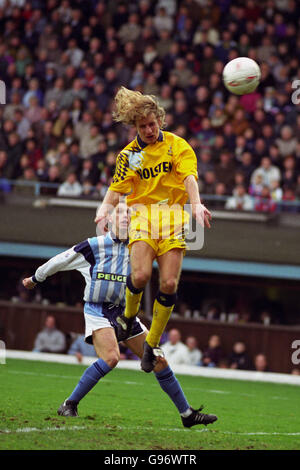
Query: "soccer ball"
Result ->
[[222, 57, 261, 95]]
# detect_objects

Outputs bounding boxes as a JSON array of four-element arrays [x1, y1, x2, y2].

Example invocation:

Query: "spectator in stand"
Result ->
[[282, 156, 297, 189], [249, 173, 264, 198], [79, 124, 103, 160], [230, 108, 250, 136], [153, 7, 173, 34], [197, 150, 214, 177], [161, 328, 189, 366], [41, 165, 61, 196], [225, 184, 254, 211], [215, 151, 236, 193], [13, 108, 31, 142], [281, 186, 297, 213], [212, 182, 227, 209], [33, 315, 66, 354], [57, 152, 76, 182], [78, 158, 94, 185], [250, 157, 281, 188], [233, 171, 247, 189], [44, 77, 66, 108], [14, 167, 38, 196], [270, 179, 283, 202], [185, 336, 202, 366], [0, 0, 298, 210], [254, 186, 277, 213], [68, 334, 97, 363], [254, 353, 269, 372], [61, 78, 88, 109], [204, 302, 222, 321], [201, 335, 223, 368], [57, 172, 82, 197], [228, 341, 253, 370], [276, 126, 298, 159], [25, 96, 43, 124], [118, 13, 142, 45], [201, 170, 216, 195]]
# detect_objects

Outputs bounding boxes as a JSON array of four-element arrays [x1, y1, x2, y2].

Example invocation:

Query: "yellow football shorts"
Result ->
[[128, 204, 189, 257]]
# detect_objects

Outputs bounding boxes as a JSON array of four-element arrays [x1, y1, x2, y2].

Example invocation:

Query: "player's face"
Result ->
[[135, 113, 160, 145], [112, 203, 130, 240]]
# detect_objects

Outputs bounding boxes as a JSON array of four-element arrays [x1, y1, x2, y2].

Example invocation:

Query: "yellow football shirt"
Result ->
[[109, 130, 198, 207]]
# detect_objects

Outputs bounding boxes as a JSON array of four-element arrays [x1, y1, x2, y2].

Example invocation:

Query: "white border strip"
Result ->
[[4, 350, 300, 386]]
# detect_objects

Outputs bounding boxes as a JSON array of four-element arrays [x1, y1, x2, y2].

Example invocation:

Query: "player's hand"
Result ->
[[94, 211, 109, 234], [192, 203, 212, 229], [22, 277, 36, 290]]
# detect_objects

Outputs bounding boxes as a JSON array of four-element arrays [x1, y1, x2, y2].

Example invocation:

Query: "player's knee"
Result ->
[[160, 277, 178, 294], [132, 270, 150, 289], [153, 357, 168, 372], [104, 350, 120, 368]]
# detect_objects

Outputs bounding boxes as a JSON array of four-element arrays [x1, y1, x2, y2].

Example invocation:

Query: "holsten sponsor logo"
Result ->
[[136, 161, 172, 180]]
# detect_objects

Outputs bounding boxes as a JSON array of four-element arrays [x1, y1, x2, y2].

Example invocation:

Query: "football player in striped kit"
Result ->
[[23, 202, 217, 427]]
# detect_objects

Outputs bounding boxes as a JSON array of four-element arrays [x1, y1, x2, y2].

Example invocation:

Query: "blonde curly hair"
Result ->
[[113, 86, 166, 128]]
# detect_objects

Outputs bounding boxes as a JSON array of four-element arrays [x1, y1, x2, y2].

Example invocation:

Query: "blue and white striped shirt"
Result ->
[[34, 232, 130, 306]]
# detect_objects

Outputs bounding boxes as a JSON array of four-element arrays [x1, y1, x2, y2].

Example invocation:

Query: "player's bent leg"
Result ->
[[125, 331, 165, 372], [125, 333, 218, 427], [157, 248, 183, 294], [118, 242, 156, 340], [92, 327, 120, 368], [145, 249, 183, 352], [58, 328, 118, 417], [130, 241, 156, 289]]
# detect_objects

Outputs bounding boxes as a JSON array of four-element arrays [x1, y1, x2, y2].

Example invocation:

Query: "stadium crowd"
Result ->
[[33, 317, 300, 374], [0, 0, 299, 212]]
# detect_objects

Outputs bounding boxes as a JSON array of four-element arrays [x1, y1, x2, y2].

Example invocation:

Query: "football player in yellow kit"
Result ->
[[95, 87, 212, 372]]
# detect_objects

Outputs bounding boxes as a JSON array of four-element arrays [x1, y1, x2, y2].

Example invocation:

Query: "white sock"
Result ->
[[180, 408, 192, 418]]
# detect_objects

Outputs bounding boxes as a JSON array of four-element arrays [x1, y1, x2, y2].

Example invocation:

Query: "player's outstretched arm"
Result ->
[[184, 175, 212, 228], [22, 246, 87, 289]]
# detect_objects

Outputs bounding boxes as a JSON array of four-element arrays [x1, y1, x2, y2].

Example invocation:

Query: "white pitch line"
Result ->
[[0, 425, 87, 434], [1, 424, 300, 437], [220, 431, 300, 436]]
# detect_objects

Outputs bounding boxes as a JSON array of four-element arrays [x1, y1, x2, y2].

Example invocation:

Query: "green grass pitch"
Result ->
[[0, 358, 299, 450]]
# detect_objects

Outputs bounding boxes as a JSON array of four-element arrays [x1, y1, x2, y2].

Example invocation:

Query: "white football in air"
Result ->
[[222, 57, 261, 95]]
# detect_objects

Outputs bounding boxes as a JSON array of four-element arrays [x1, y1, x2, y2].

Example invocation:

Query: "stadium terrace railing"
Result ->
[[1, 179, 300, 213]]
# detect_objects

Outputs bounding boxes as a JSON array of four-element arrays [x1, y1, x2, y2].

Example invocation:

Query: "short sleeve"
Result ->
[[173, 138, 198, 184], [109, 150, 135, 194]]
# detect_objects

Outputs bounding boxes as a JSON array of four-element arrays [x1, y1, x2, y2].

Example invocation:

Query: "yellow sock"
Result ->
[[146, 298, 175, 347], [124, 287, 143, 319]]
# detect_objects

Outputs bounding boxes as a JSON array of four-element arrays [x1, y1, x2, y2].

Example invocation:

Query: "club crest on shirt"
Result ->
[[126, 149, 145, 171], [167, 145, 173, 156]]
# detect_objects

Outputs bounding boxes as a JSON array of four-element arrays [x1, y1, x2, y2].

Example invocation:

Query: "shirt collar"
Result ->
[[137, 130, 164, 149], [108, 231, 129, 245]]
